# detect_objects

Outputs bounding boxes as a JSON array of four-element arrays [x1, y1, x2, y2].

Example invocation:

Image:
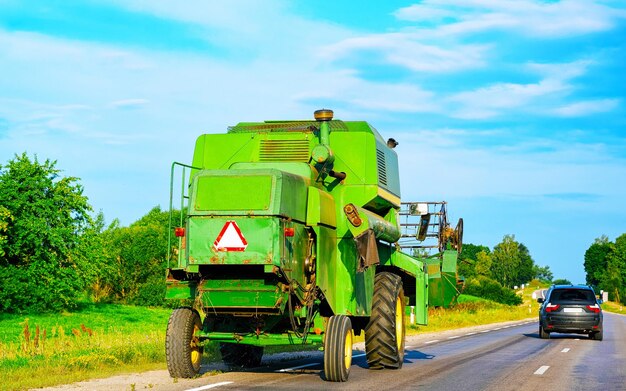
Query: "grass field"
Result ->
[[601, 300, 626, 315], [0, 304, 172, 390], [0, 284, 545, 390]]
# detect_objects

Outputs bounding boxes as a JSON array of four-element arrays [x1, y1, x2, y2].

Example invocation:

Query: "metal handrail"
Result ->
[[167, 162, 201, 268]]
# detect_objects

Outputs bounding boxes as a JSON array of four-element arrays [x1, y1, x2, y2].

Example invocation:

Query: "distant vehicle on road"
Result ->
[[537, 285, 603, 340]]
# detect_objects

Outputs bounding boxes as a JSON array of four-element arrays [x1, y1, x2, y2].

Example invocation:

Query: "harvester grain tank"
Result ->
[[165, 110, 463, 381]]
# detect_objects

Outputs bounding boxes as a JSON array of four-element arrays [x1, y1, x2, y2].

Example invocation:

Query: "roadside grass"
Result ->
[[0, 304, 171, 391], [409, 282, 546, 334], [601, 300, 626, 315], [2, 283, 548, 390]]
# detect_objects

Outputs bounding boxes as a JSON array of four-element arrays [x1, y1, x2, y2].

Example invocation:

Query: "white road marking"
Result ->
[[277, 362, 319, 372], [480, 330, 491, 333], [186, 382, 233, 391], [465, 332, 476, 336], [448, 336, 460, 340], [502, 326, 510, 329], [425, 340, 440, 344], [561, 348, 570, 353], [493, 328, 501, 330], [534, 366, 550, 375]]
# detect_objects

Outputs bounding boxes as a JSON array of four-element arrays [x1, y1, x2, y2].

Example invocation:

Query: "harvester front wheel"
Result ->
[[219, 343, 264, 367], [324, 315, 353, 382], [365, 272, 405, 370], [166, 307, 202, 378]]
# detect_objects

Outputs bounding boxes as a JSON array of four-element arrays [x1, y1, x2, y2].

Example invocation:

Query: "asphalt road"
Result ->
[[44, 313, 626, 391]]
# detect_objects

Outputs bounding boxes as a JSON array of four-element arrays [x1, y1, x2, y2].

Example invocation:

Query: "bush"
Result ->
[[463, 276, 522, 305]]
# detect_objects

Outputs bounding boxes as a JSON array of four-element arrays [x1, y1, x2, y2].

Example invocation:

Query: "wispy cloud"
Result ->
[[445, 60, 621, 119], [320, 33, 489, 73], [394, 0, 626, 38], [552, 99, 620, 117], [111, 99, 149, 110]]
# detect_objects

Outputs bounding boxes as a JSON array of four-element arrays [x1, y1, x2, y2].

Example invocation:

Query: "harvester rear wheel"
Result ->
[[323, 315, 353, 382], [166, 307, 202, 378], [219, 343, 264, 367], [365, 272, 405, 370]]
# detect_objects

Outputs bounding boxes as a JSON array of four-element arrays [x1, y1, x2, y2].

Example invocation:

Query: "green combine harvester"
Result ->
[[165, 110, 463, 382]]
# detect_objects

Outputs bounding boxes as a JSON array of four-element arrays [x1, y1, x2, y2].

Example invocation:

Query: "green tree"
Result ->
[[458, 243, 491, 279], [552, 278, 572, 285], [491, 235, 521, 288], [600, 234, 626, 304], [533, 264, 553, 282], [0, 153, 93, 312], [98, 206, 173, 305], [515, 243, 535, 286], [474, 250, 493, 277], [584, 236, 611, 288]]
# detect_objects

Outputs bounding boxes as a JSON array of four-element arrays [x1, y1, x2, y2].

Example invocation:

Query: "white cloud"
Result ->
[[111, 99, 149, 110], [448, 78, 570, 119], [552, 99, 620, 117], [394, 0, 626, 38], [320, 33, 489, 73], [445, 60, 619, 119]]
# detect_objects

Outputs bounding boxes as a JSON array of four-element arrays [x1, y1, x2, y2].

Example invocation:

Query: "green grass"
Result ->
[[408, 282, 546, 334], [0, 304, 172, 391], [602, 301, 626, 315]]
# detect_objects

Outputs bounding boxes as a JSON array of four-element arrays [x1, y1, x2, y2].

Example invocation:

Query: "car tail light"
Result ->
[[174, 227, 185, 237], [586, 304, 601, 313], [545, 303, 560, 312]]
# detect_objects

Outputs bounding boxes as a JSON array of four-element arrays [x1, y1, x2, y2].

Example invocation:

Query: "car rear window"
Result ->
[[549, 288, 595, 303]]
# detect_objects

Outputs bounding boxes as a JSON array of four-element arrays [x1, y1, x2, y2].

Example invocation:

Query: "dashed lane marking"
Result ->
[[277, 363, 319, 372], [534, 366, 550, 375], [448, 336, 460, 340], [480, 330, 491, 333], [561, 348, 570, 353], [186, 382, 234, 391], [465, 332, 476, 336], [425, 340, 440, 344]]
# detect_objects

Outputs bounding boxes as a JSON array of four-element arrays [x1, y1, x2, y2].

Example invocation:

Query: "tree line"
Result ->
[[457, 235, 556, 305], [0, 154, 173, 313], [584, 235, 626, 304]]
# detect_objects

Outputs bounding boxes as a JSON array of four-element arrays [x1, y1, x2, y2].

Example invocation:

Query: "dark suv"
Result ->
[[537, 285, 603, 340]]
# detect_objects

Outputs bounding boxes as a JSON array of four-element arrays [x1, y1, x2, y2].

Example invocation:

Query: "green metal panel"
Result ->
[[196, 175, 272, 211], [190, 169, 308, 223], [306, 187, 336, 228], [187, 216, 279, 266]]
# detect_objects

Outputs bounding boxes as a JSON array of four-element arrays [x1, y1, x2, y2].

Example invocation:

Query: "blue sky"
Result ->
[[1, 0, 625, 284]]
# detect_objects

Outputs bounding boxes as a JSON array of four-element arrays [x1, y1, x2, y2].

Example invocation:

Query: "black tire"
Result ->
[[219, 343, 264, 367], [591, 330, 603, 341], [365, 272, 405, 370], [539, 325, 550, 339], [324, 315, 353, 382], [166, 307, 202, 378]]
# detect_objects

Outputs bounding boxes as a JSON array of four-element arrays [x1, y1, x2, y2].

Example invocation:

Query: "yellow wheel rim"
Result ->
[[190, 324, 201, 367], [395, 296, 403, 351], [344, 328, 353, 370]]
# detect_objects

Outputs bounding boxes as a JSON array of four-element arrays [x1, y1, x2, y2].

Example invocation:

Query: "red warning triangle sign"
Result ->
[[212, 221, 248, 252]]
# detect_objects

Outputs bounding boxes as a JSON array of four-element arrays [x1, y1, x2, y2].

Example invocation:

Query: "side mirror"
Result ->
[[537, 298, 544, 304]]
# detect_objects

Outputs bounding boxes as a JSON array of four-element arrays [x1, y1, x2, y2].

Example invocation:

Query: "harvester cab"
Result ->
[[164, 110, 463, 382]]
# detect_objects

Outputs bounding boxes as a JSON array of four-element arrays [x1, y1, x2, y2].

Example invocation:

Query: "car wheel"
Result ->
[[591, 330, 603, 341], [539, 325, 550, 339]]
